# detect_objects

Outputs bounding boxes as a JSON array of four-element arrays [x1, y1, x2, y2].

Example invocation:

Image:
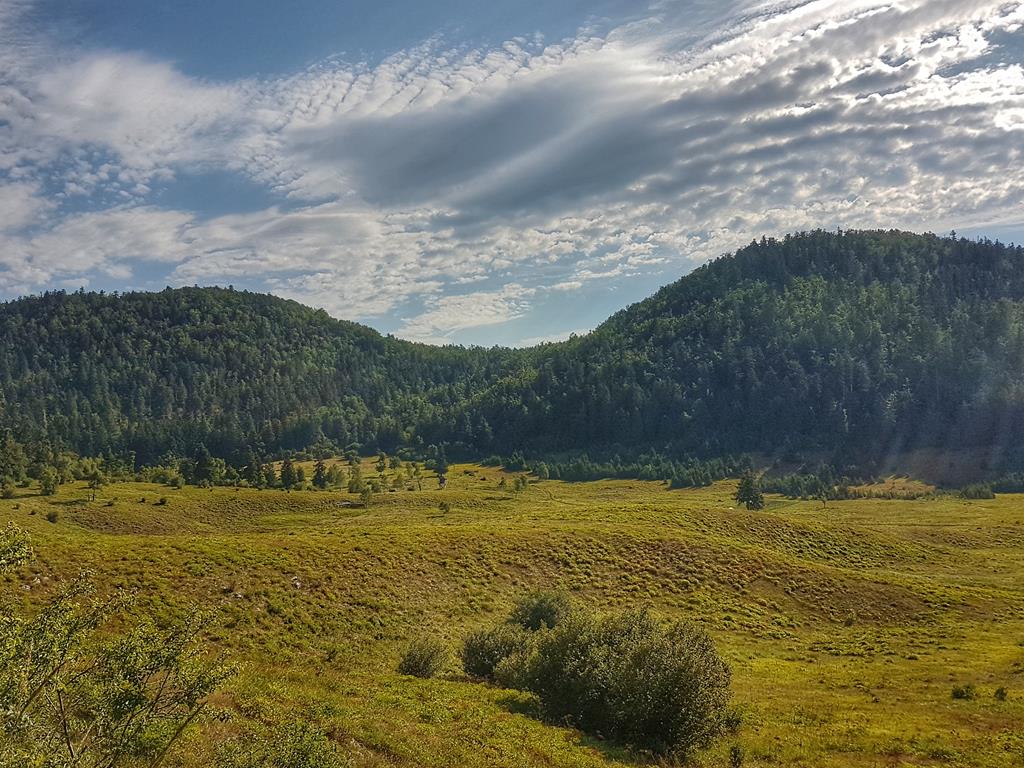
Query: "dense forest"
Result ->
[[2, 230, 1023, 474]]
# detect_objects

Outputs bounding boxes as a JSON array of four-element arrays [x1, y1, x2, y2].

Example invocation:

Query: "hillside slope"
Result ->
[[460, 230, 1024, 466], [2, 230, 1023, 469], [0, 287, 522, 463]]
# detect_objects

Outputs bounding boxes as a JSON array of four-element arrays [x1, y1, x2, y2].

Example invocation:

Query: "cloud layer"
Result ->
[[2, 0, 1023, 341]]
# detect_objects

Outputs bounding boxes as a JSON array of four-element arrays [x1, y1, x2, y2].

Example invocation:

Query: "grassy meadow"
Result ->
[[2, 461, 1023, 766]]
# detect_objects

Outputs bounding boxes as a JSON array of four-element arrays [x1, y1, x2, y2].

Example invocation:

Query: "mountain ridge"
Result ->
[[3, 229, 1023, 475]]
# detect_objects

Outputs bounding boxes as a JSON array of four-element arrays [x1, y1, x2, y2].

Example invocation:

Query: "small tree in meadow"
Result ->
[[312, 459, 328, 489], [359, 485, 373, 508], [735, 471, 764, 510], [435, 448, 449, 475], [87, 468, 107, 501], [39, 466, 60, 496], [280, 458, 297, 491], [348, 465, 365, 494]]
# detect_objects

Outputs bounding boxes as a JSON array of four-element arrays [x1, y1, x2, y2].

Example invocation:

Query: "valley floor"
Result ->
[[3, 464, 1023, 766]]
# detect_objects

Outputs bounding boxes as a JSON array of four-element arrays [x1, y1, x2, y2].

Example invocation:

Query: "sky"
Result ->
[[1, 1, 1023, 345]]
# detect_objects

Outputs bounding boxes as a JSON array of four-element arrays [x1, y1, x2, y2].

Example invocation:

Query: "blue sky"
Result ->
[[1, 1, 1023, 345]]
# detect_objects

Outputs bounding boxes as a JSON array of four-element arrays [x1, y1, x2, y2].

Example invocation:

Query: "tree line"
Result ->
[[3, 231, 1024, 478]]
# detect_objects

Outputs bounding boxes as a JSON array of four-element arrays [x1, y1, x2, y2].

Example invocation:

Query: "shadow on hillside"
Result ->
[[493, 693, 655, 765]]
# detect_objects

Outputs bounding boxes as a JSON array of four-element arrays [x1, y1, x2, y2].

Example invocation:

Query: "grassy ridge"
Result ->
[[3, 464, 1023, 766]]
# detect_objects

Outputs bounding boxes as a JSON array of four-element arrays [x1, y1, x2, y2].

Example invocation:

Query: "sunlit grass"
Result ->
[[3, 463, 1023, 766]]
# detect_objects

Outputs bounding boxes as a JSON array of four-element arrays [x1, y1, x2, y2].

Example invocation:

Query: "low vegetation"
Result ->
[[0, 523, 231, 768], [461, 593, 733, 759], [398, 637, 449, 679], [1, 462, 1022, 767]]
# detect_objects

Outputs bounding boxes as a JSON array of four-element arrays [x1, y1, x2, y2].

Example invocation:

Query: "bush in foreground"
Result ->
[[462, 594, 733, 759], [461, 623, 534, 680], [0, 523, 231, 767], [508, 590, 574, 631], [398, 637, 449, 678], [518, 607, 732, 758]]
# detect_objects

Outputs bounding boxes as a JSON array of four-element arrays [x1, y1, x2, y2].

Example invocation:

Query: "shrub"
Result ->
[[1, 524, 232, 767], [492, 646, 536, 690], [461, 623, 534, 680], [515, 607, 732, 758], [398, 637, 448, 678], [995, 687, 1008, 701], [45, 510, 58, 524], [951, 684, 977, 700], [39, 467, 59, 496], [508, 590, 574, 631], [960, 483, 994, 500]]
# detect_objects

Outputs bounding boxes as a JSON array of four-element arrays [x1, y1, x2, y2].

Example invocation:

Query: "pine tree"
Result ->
[[348, 465, 365, 494], [313, 459, 328, 489], [735, 471, 765, 510], [280, 458, 297, 491], [262, 463, 277, 488]]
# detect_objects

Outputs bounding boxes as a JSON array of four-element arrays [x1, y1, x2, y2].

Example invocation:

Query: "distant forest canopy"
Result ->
[[2, 229, 1024, 476]]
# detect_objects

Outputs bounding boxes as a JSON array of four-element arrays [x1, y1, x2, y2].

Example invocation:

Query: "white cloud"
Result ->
[[396, 284, 535, 343], [0, 0, 1023, 338]]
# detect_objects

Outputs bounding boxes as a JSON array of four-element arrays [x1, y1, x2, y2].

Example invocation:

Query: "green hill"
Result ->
[[2, 230, 1023, 475], [460, 230, 1024, 464]]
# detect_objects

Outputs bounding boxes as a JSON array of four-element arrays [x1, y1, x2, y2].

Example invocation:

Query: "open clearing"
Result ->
[[3, 463, 1023, 766]]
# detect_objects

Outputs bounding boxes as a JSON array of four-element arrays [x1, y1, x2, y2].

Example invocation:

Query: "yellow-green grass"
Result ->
[[3, 463, 1023, 766]]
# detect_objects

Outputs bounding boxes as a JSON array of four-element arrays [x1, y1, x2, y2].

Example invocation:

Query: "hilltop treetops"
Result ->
[[2, 231, 1024, 480]]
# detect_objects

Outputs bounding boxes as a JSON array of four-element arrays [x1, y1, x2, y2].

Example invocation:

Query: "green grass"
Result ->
[[3, 463, 1023, 766]]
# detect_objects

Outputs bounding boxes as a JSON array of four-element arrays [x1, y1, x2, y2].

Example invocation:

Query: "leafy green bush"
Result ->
[[39, 467, 59, 496], [960, 484, 994, 499], [398, 637, 449, 678], [461, 623, 534, 680], [508, 590, 574, 631], [0, 522, 232, 767], [513, 607, 732, 758]]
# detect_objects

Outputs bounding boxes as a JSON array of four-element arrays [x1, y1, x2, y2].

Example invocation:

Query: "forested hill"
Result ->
[[0, 287, 524, 464], [2, 230, 1024, 470], [451, 230, 1024, 464]]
